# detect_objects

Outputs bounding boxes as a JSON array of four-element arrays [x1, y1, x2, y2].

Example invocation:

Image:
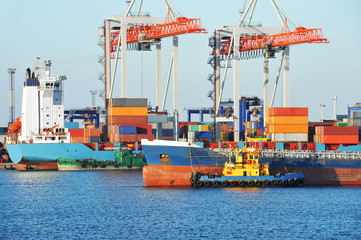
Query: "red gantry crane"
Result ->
[[210, 0, 328, 141], [102, 0, 206, 140]]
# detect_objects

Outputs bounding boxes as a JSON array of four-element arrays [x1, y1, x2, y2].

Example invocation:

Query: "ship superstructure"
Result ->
[[16, 59, 70, 144]]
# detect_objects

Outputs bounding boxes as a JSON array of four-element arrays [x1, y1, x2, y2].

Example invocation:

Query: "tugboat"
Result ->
[[191, 145, 304, 187]]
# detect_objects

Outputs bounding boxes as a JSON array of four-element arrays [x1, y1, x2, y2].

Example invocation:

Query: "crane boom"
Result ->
[[110, 16, 207, 51], [220, 26, 328, 55]]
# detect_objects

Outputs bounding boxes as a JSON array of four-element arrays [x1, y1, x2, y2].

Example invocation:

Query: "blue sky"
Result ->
[[0, 0, 360, 126]]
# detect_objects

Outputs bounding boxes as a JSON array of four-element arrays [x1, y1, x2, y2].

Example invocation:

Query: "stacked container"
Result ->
[[308, 122, 336, 142], [187, 123, 213, 141], [267, 107, 308, 142], [107, 98, 154, 143], [69, 128, 101, 143], [245, 121, 263, 138], [348, 111, 361, 127], [315, 126, 359, 144], [220, 124, 229, 141]]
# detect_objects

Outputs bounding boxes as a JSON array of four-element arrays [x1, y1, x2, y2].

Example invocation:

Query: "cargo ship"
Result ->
[[5, 59, 117, 170], [141, 139, 361, 187]]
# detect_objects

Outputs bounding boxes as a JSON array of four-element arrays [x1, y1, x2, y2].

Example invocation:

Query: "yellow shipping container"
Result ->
[[220, 132, 229, 141], [108, 107, 148, 116], [268, 124, 308, 133], [198, 125, 211, 132], [269, 116, 308, 125]]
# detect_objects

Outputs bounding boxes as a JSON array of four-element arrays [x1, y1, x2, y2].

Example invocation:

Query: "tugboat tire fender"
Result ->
[[229, 181, 236, 187]]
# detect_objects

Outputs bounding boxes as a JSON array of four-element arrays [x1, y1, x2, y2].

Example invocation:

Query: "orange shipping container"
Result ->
[[70, 136, 87, 143], [108, 107, 148, 116], [268, 107, 308, 116], [220, 124, 229, 132], [268, 124, 308, 133], [269, 116, 308, 125]]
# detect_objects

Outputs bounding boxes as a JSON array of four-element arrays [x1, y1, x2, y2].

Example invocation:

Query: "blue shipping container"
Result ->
[[162, 129, 173, 137], [118, 126, 137, 134], [195, 131, 213, 139], [65, 122, 79, 129]]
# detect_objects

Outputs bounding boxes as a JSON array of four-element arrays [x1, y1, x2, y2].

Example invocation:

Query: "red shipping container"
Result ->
[[309, 122, 336, 128], [322, 135, 358, 144], [321, 126, 359, 135], [136, 134, 155, 141], [136, 124, 152, 134], [262, 142, 276, 149], [108, 116, 148, 125], [268, 107, 308, 116], [69, 129, 84, 137]]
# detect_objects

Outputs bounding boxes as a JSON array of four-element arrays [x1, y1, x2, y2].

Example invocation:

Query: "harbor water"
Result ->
[[0, 171, 360, 239]]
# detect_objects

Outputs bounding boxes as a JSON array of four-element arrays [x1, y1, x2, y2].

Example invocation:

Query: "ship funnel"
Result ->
[[26, 68, 31, 79]]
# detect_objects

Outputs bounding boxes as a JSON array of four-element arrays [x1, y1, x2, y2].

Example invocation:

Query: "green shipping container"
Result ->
[[189, 125, 199, 132], [336, 122, 347, 127]]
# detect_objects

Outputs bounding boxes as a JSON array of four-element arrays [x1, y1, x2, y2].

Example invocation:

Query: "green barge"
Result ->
[[57, 149, 146, 171]]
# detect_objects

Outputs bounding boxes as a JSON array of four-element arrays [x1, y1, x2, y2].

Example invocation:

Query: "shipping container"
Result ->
[[89, 136, 100, 143], [348, 118, 361, 127], [69, 129, 85, 137], [220, 132, 229, 141], [195, 131, 213, 139], [270, 133, 308, 142], [189, 125, 199, 132], [220, 124, 229, 132], [309, 122, 336, 127], [118, 126, 137, 134], [162, 129, 173, 137], [70, 136, 87, 143], [198, 125, 211, 132], [269, 116, 308, 125], [136, 124, 152, 134], [188, 131, 195, 142], [267, 107, 308, 116], [350, 111, 361, 119], [336, 122, 348, 127], [162, 122, 173, 129], [322, 135, 358, 144], [268, 124, 308, 133], [108, 106, 148, 116], [148, 114, 168, 123], [108, 116, 148, 125], [179, 121, 198, 126], [65, 122, 79, 129], [108, 98, 147, 107], [316, 126, 358, 135]]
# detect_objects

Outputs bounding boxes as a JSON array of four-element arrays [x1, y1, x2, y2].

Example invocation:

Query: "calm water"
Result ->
[[0, 170, 360, 240]]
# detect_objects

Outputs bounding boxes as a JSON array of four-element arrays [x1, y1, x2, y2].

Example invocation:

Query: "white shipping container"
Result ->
[[350, 111, 361, 119], [348, 118, 361, 127], [271, 133, 308, 142], [188, 131, 195, 143], [162, 122, 174, 129]]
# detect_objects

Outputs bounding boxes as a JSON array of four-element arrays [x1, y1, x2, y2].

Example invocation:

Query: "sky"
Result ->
[[0, 0, 360, 126]]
